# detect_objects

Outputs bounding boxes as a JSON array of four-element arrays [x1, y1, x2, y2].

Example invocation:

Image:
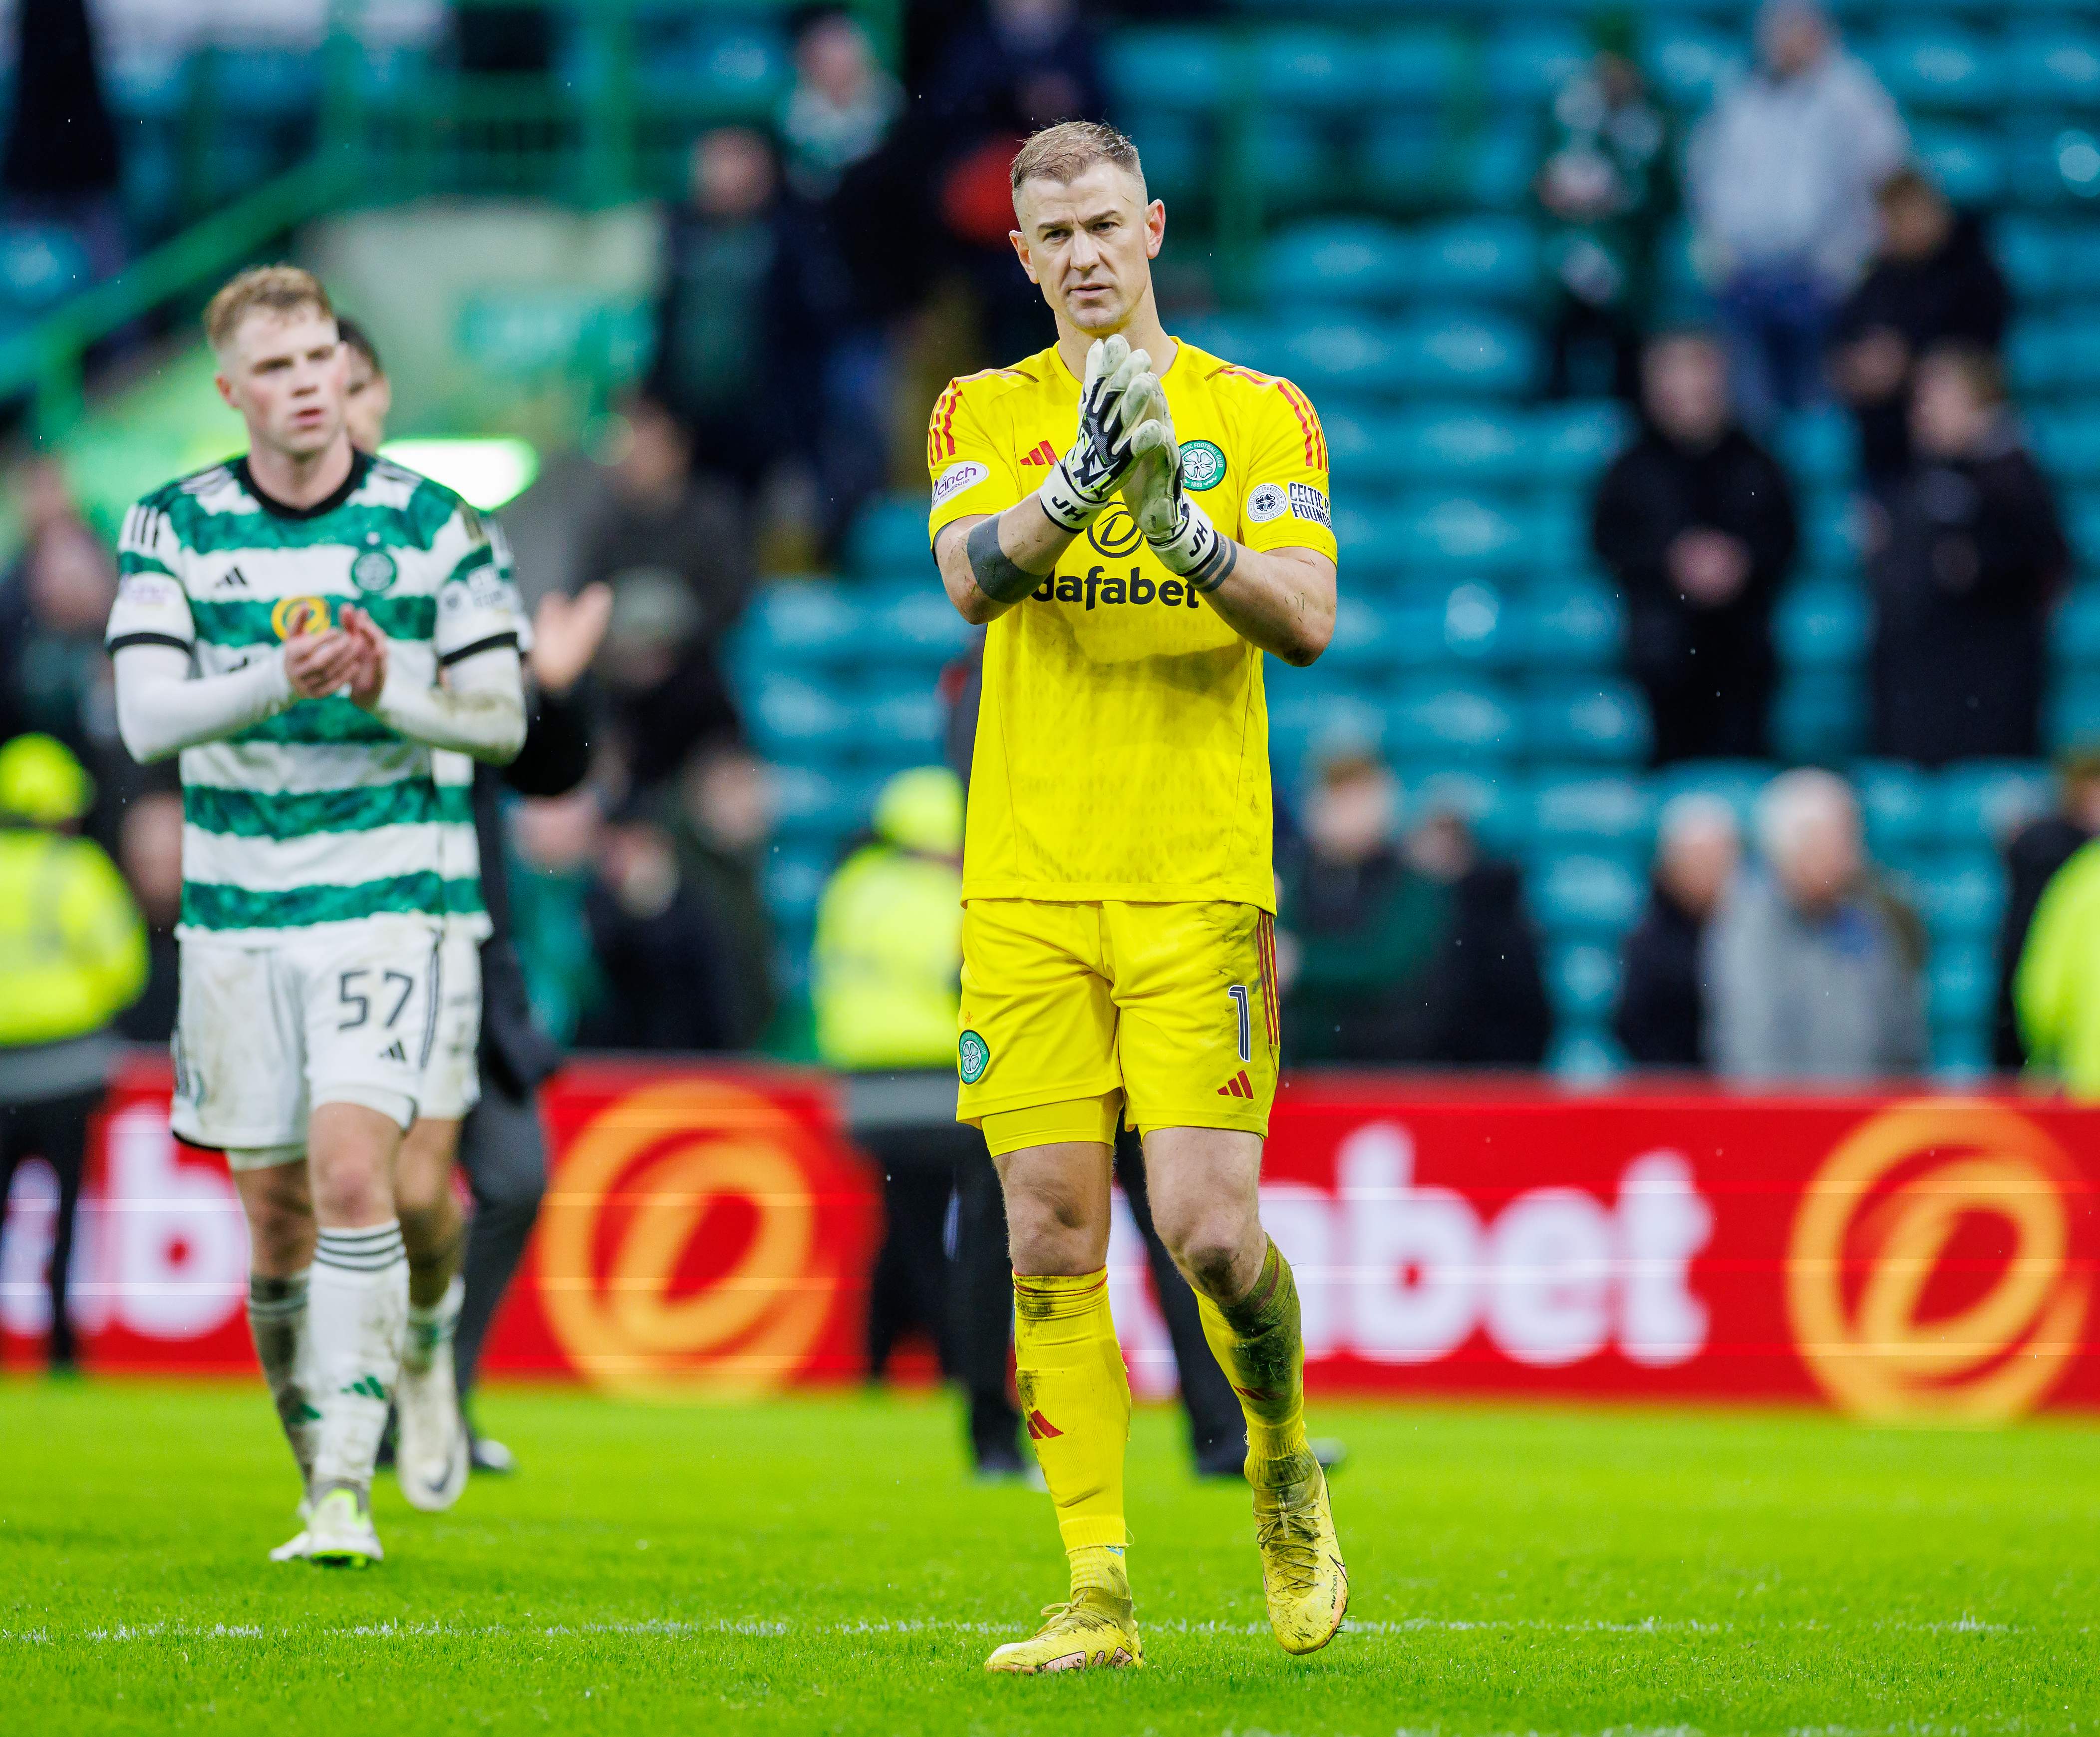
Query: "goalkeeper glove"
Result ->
[[1122, 383, 1235, 594], [1036, 335, 1158, 532]]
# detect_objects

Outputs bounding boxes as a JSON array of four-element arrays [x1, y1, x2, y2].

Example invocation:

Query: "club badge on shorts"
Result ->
[[958, 1029, 991, 1085]]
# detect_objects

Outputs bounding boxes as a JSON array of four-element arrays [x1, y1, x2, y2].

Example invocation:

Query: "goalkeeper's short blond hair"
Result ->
[[1010, 121, 1147, 206], [204, 265, 334, 354]]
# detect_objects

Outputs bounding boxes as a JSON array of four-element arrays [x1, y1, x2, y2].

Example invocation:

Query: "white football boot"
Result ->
[[269, 1496, 314, 1562], [306, 1486, 384, 1567], [396, 1276, 468, 1513]]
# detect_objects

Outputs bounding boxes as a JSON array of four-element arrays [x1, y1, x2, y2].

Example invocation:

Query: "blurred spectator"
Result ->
[[508, 789, 606, 1047], [1830, 169, 2011, 493], [1993, 751, 2100, 1070], [649, 128, 845, 495], [668, 746, 777, 1050], [579, 392, 752, 791], [114, 785, 181, 1042], [0, 497, 120, 777], [1592, 332, 1799, 763], [1279, 754, 1549, 1066], [576, 806, 734, 1051], [1686, 0, 1906, 423], [809, 767, 975, 1394], [1869, 346, 2069, 767], [1705, 769, 1925, 1080], [1536, 19, 1677, 401], [0, 0, 123, 280], [781, 8, 903, 200], [0, 733, 145, 1371], [1614, 794, 1741, 1069], [2014, 835, 2100, 1097]]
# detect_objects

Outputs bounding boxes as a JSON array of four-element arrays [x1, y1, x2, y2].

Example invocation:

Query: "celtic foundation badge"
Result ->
[[1181, 438, 1227, 492]]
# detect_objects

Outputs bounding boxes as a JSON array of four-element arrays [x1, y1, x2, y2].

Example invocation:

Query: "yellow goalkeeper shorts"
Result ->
[[956, 898, 1280, 1153]]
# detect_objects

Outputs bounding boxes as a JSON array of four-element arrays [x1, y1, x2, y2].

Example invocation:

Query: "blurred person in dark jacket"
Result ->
[[114, 784, 182, 1042], [780, 8, 902, 200], [0, 0, 123, 275], [668, 745, 777, 1050], [1993, 751, 2100, 1069], [1830, 169, 2010, 493], [1869, 345, 2069, 767], [578, 806, 734, 1052], [1613, 794, 1741, 1068], [1592, 331, 1799, 763], [0, 499, 120, 786], [1280, 753, 1549, 1066], [0, 733, 145, 1371]]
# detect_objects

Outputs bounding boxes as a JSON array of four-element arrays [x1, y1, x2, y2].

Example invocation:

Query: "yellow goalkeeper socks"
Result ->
[[1198, 1237, 1318, 1488], [1012, 1269, 1131, 1600]]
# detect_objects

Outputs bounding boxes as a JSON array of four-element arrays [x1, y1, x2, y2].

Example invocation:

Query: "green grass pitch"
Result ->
[[4, 1379, 2096, 1735]]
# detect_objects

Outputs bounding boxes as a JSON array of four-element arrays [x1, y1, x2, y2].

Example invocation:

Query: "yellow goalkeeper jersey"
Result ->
[[926, 339, 1337, 913]]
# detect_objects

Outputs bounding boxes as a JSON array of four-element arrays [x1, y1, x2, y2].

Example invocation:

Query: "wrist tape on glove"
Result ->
[[1145, 498, 1237, 594], [1036, 460, 1110, 533]]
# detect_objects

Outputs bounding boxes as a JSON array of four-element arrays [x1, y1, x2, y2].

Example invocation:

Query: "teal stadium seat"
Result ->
[[1530, 771, 1657, 851], [1548, 941, 1623, 1021], [1375, 582, 1509, 672], [1548, 1027, 1625, 1081], [1527, 401, 1633, 484], [1897, 853, 2007, 940], [846, 496, 932, 577], [2052, 586, 2100, 666], [1364, 25, 1465, 102], [1275, 318, 1404, 394], [1863, 27, 2001, 114], [860, 683, 943, 767], [1773, 580, 1871, 672], [1524, 680, 1652, 763], [1854, 761, 1938, 857], [1928, 943, 1996, 1027], [1249, 115, 1336, 200], [1388, 680, 1521, 758], [2006, 27, 2100, 108], [768, 765, 880, 842], [1639, 22, 1745, 110], [1267, 687, 1389, 780], [1121, 113, 1204, 198], [1253, 27, 1367, 111], [1321, 593, 1397, 675], [1261, 220, 1411, 308], [1653, 761, 1775, 832], [1483, 24, 1589, 105], [1392, 311, 1536, 396], [2026, 406, 2100, 482], [1533, 853, 1645, 937], [1937, 760, 2055, 846], [1801, 492, 1864, 569], [1992, 216, 2059, 301], [761, 850, 830, 929], [1518, 577, 1624, 668], [2007, 125, 2100, 208], [1405, 218, 1541, 304], [1451, 128, 1544, 214], [1911, 125, 2009, 207], [2048, 676, 2100, 748], [211, 48, 324, 121], [1931, 1022, 1993, 1079], [629, 22, 788, 113], [735, 581, 859, 669], [1104, 30, 1228, 112], [1771, 670, 1868, 761], [1406, 766, 1527, 854], [1392, 493, 1534, 574], [749, 675, 852, 759], [1774, 406, 1858, 487], [870, 585, 973, 665], [1392, 406, 1528, 482]]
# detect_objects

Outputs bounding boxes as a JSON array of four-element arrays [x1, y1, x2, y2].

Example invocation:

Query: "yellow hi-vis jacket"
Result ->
[[811, 842, 962, 1072], [0, 824, 148, 1049], [2017, 836, 2100, 1098]]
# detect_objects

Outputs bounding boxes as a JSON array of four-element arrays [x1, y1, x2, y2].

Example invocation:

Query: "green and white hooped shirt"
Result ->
[[105, 451, 523, 946]]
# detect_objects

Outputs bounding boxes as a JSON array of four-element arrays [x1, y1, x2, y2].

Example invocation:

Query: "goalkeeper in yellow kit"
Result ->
[[928, 120, 1345, 1672]]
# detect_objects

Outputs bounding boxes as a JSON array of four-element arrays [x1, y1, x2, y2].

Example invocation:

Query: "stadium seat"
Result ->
[[1991, 215, 2059, 301], [1937, 760, 2056, 847], [1358, 113, 1449, 206], [768, 764, 879, 843], [1800, 492, 1864, 571], [845, 496, 933, 577], [1853, 761, 1938, 857], [1105, 29, 1229, 112], [2007, 124, 2100, 209], [209, 48, 324, 120], [2048, 676, 2100, 749], [1392, 494, 1533, 573], [1517, 577, 1624, 669], [1436, 580, 1511, 667], [1532, 852, 1645, 936], [1773, 407, 1857, 487], [1773, 580, 1871, 671], [1863, 27, 2001, 113], [1364, 25, 1466, 102], [1482, 23, 1589, 104], [1523, 679, 1652, 763], [868, 585, 973, 664], [859, 686, 944, 765], [1526, 401, 1633, 483], [761, 849, 831, 929], [1911, 125, 2009, 208], [748, 675, 853, 759], [1388, 680, 1522, 758], [1529, 771, 1656, 851], [2005, 27, 2100, 108], [1928, 942, 1996, 1026], [1320, 403, 1406, 489], [1639, 21, 1746, 110], [1268, 687, 1388, 780], [1252, 27, 1367, 110], [1898, 853, 2007, 939], [0, 225, 88, 318], [1389, 311, 1536, 396], [1249, 115, 1336, 200], [1548, 1025, 1625, 1081], [1405, 218, 1541, 304], [1771, 671, 1868, 762], [1930, 1020, 1993, 1079], [2052, 586, 2100, 667], [1547, 941, 1623, 1021], [1389, 406, 1527, 482], [1652, 761, 1774, 833], [1121, 112, 1206, 197], [1322, 593, 1397, 675], [2026, 406, 2100, 482], [1275, 317, 1403, 394], [1261, 220, 1410, 308], [1452, 127, 1543, 214], [1404, 764, 1527, 854], [735, 581, 860, 668]]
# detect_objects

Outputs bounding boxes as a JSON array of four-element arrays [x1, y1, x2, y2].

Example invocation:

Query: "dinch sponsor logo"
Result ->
[[931, 460, 989, 505]]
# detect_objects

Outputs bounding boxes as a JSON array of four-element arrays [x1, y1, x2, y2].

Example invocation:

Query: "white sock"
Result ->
[[403, 1274, 464, 1379], [309, 1222, 408, 1492], [247, 1268, 316, 1491]]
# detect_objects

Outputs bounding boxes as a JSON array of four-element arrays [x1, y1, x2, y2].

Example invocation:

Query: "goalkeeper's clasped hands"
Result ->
[[1037, 336, 1235, 595]]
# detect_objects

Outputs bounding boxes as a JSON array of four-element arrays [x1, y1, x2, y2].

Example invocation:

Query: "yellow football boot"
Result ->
[[1253, 1465, 1348, 1655], [984, 1588, 1145, 1674]]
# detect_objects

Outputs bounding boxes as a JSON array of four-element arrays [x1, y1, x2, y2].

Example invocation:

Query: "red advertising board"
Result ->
[[3, 1057, 2094, 1421]]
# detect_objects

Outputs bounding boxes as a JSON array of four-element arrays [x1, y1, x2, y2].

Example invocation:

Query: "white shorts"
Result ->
[[172, 918, 443, 1158], [418, 923, 484, 1122]]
